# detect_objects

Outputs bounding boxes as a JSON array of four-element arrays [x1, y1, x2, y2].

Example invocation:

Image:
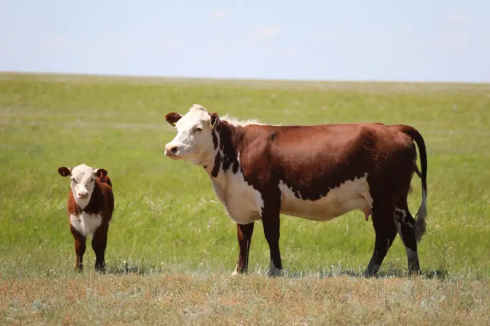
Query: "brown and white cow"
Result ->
[[58, 164, 114, 272], [164, 104, 428, 277]]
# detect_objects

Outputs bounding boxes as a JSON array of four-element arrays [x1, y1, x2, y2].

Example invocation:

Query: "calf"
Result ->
[[164, 104, 428, 277], [58, 164, 114, 272]]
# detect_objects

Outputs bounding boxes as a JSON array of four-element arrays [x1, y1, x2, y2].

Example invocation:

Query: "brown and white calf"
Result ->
[[164, 104, 428, 277], [58, 164, 114, 272]]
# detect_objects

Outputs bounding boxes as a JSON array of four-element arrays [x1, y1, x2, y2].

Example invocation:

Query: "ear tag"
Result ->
[[211, 118, 218, 130]]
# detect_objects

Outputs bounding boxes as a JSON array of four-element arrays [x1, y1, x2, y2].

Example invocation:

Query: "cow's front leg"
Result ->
[[92, 224, 109, 272], [261, 205, 283, 277], [71, 227, 86, 272], [232, 222, 255, 276]]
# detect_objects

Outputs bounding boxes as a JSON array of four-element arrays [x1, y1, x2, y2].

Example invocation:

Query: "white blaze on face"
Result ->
[[165, 105, 216, 165], [70, 164, 97, 209]]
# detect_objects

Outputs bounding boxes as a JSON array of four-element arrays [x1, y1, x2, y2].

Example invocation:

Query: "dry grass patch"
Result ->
[[1, 272, 489, 325]]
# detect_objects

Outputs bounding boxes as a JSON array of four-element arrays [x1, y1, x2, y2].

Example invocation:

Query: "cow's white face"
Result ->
[[58, 164, 107, 209], [164, 104, 218, 166]]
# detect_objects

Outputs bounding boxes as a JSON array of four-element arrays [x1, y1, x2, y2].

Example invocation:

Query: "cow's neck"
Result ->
[[204, 121, 243, 183]]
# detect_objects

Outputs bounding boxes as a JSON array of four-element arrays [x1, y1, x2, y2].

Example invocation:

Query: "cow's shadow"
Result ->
[[97, 261, 450, 280], [280, 264, 450, 280]]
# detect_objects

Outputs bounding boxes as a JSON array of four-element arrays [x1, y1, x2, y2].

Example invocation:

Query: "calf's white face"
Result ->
[[58, 164, 107, 209], [164, 104, 218, 166]]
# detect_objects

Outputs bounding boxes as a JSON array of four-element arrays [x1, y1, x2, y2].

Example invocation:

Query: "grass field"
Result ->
[[1, 73, 489, 324]]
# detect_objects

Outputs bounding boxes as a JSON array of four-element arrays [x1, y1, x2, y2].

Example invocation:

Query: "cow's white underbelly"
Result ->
[[212, 171, 372, 224], [70, 212, 103, 236], [279, 174, 373, 221]]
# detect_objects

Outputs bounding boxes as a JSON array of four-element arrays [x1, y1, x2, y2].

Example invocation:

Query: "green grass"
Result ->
[[0, 73, 489, 324]]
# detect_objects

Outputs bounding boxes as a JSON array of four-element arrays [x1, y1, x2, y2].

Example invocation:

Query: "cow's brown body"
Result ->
[[164, 105, 428, 276]]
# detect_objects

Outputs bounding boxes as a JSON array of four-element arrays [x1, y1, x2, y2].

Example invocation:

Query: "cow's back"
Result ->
[[238, 124, 385, 191]]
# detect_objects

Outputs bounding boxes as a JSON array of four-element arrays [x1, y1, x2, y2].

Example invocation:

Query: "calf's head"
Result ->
[[164, 104, 219, 165], [58, 164, 108, 208]]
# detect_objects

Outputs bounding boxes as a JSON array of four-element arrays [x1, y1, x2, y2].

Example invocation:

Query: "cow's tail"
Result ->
[[399, 125, 428, 243]]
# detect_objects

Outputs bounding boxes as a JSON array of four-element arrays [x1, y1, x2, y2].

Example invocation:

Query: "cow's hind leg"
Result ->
[[395, 200, 420, 274], [233, 222, 255, 275], [365, 206, 397, 277]]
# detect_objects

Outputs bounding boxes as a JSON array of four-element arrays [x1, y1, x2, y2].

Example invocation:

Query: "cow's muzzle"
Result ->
[[77, 192, 89, 199], [164, 144, 179, 158]]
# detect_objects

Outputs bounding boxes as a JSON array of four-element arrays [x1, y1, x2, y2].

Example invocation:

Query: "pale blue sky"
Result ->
[[1, 0, 489, 82]]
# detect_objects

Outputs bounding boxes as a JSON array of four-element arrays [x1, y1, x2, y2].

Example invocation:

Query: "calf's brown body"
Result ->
[[58, 166, 114, 272]]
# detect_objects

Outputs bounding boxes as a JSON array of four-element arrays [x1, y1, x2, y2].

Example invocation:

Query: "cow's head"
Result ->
[[164, 104, 219, 165], [58, 164, 108, 208]]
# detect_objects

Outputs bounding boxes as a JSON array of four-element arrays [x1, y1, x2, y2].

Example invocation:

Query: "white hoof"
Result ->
[[231, 265, 240, 277]]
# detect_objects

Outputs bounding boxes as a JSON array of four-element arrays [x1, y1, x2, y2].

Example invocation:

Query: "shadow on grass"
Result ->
[[103, 259, 450, 281], [284, 263, 450, 280], [106, 260, 160, 275]]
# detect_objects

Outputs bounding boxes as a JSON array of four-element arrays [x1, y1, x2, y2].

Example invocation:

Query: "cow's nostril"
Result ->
[[164, 144, 179, 156]]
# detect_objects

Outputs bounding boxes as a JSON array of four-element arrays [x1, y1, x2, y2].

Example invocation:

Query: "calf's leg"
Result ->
[[71, 227, 86, 272], [92, 224, 108, 272]]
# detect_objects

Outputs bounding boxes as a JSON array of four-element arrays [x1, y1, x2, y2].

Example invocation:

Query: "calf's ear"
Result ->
[[94, 168, 108, 178], [210, 112, 220, 130], [58, 167, 71, 177], [165, 112, 183, 127]]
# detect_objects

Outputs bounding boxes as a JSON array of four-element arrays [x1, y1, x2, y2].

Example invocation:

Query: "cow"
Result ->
[[164, 104, 427, 277], [58, 164, 114, 272]]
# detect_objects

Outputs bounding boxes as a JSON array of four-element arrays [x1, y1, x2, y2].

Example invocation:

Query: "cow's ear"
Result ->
[[58, 167, 71, 177], [210, 112, 220, 130], [165, 112, 182, 127], [94, 168, 108, 178]]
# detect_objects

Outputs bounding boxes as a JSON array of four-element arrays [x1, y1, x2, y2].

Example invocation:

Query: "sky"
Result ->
[[0, 0, 489, 83]]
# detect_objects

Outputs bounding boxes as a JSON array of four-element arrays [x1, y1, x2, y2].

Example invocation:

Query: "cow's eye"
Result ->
[[72, 178, 77, 184], [195, 127, 202, 132]]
